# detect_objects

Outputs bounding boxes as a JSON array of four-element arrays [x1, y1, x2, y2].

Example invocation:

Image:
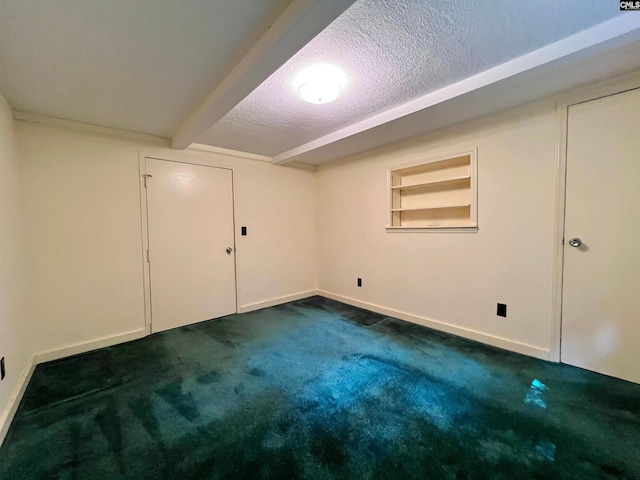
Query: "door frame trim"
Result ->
[[138, 155, 152, 335], [138, 154, 239, 334], [551, 70, 640, 362]]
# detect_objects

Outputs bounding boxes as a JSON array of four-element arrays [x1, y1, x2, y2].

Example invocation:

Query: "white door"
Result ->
[[145, 158, 236, 332], [562, 88, 640, 384]]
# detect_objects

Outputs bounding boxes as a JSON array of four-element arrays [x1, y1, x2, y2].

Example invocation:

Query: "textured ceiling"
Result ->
[[198, 0, 624, 157], [0, 0, 291, 136]]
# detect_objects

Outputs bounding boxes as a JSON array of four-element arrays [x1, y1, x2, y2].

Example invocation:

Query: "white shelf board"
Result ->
[[391, 203, 471, 212], [386, 225, 478, 233], [391, 175, 471, 191]]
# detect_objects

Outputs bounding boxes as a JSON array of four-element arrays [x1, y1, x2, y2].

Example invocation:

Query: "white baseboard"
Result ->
[[318, 290, 551, 361], [0, 355, 36, 447], [34, 329, 148, 364], [239, 290, 319, 313]]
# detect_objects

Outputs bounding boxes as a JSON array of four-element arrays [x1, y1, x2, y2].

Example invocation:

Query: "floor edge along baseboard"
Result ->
[[0, 356, 36, 448], [239, 290, 319, 313], [34, 329, 148, 364], [1, 290, 550, 448], [317, 290, 551, 361]]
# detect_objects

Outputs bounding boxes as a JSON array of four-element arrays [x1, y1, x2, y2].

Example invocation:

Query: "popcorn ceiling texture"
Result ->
[[198, 0, 623, 157]]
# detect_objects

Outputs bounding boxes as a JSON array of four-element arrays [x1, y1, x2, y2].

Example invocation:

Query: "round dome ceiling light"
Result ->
[[294, 63, 347, 105]]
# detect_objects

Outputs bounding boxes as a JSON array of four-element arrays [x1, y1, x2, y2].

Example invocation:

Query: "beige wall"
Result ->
[[9, 97, 565, 372], [316, 101, 558, 359], [16, 122, 317, 356], [0, 93, 34, 439], [9, 97, 563, 376]]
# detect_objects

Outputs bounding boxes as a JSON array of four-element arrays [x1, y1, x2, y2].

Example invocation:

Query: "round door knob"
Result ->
[[226, 247, 233, 254], [568, 238, 582, 247]]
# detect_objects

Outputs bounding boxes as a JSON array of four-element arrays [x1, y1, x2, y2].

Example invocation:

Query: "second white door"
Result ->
[[561, 88, 640, 384], [145, 158, 236, 333]]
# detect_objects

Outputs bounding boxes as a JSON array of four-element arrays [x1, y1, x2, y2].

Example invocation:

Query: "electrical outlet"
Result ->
[[1, 357, 5, 380], [357, 278, 362, 287], [497, 303, 507, 317]]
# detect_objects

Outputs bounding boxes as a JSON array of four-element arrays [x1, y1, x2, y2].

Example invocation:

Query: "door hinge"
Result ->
[[143, 174, 152, 188], [146, 250, 150, 263]]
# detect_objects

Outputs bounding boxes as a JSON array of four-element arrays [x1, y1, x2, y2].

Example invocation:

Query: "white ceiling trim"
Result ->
[[171, 0, 356, 149], [186, 144, 317, 170], [187, 143, 272, 162], [13, 111, 170, 146], [272, 14, 640, 165], [187, 144, 316, 170], [13, 111, 315, 167]]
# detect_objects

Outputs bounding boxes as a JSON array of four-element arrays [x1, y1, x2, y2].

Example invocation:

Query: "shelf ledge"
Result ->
[[391, 175, 471, 190], [386, 225, 478, 233], [391, 203, 471, 212]]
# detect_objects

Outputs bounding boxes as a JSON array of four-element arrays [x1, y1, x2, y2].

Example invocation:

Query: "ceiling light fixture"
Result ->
[[294, 63, 347, 105]]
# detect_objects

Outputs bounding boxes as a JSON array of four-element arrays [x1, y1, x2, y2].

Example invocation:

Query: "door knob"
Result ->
[[568, 238, 582, 247], [226, 247, 233, 255]]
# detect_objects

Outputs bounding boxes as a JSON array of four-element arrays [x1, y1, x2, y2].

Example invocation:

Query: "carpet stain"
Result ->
[[156, 383, 200, 422], [94, 397, 125, 474], [196, 370, 221, 385], [128, 395, 166, 449], [1, 296, 639, 479], [248, 367, 266, 378]]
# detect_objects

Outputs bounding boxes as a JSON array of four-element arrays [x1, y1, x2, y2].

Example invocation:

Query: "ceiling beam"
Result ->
[[272, 14, 640, 165], [172, 0, 355, 150]]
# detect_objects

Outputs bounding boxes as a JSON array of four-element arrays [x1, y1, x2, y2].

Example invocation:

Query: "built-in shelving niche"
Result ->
[[387, 150, 477, 232]]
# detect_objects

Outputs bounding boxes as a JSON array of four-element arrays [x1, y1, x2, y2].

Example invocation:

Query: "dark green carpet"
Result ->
[[1, 296, 639, 479]]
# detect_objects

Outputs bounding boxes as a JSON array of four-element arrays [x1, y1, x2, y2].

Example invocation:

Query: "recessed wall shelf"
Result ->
[[387, 150, 477, 231]]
